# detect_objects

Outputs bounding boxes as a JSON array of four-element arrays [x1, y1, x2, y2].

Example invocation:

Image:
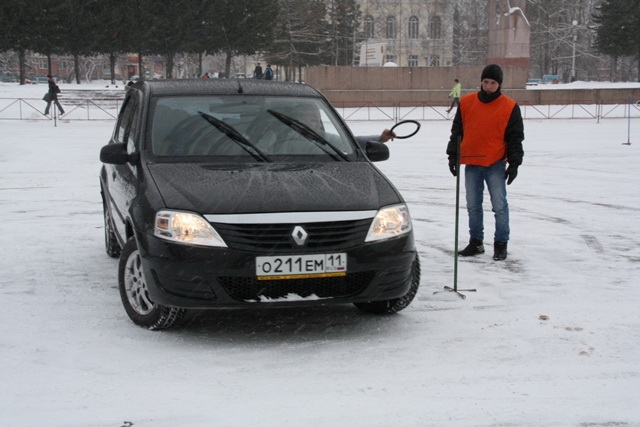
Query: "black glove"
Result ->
[[448, 156, 457, 177], [505, 164, 518, 185]]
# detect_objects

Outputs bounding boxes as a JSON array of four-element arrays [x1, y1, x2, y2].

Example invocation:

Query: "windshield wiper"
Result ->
[[198, 111, 271, 162], [267, 109, 349, 161]]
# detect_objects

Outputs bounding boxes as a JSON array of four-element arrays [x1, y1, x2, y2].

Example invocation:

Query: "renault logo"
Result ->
[[291, 226, 308, 246]]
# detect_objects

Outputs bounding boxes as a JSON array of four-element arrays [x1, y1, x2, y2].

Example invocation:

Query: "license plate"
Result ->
[[256, 253, 347, 280]]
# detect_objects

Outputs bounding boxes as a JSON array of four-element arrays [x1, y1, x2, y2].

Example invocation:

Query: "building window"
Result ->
[[408, 55, 419, 67], [408, 16, 419, 39], [364, 15, 374, 39], [429, 16, 442, 39], [386, 16, 396, 39], [385, 54, 397, 64], [429, 55, 440, 67]]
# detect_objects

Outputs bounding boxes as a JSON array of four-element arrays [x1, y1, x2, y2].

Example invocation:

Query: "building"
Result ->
[[357, 0, 454, 67]]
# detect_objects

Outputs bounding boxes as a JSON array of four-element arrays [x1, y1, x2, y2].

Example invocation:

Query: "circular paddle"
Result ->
[[390, 120, 421, 139]]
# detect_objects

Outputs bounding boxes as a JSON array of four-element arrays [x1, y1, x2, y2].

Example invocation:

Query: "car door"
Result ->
[[105, 93, 141, 242]]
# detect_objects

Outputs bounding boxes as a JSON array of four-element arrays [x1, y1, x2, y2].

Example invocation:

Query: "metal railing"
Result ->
[[2, 97, 639, 123], [0, 97, 123, 121], [333, 101, 640, 122]]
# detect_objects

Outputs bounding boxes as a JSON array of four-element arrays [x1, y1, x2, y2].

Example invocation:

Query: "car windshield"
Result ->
[[149, 95, 357, 160]]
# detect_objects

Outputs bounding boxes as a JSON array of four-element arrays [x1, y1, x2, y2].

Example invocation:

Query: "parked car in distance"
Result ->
[[99, 79, 420, 330]]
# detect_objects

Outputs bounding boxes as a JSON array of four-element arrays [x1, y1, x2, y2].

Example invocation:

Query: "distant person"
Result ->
[[43, 74, 64, 116], [202, 72, 210, 78], [446, 64, 524, 261], [445, 78, 461, 113], [264, 64, 274, 80], [253, 63, 263, 79]]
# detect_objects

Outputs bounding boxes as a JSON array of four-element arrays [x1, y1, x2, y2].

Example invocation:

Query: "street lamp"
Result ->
[[571, 20, 578, 82]]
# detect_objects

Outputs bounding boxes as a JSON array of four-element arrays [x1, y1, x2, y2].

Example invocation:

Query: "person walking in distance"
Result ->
[[445, 78, 461, 113], [446, 64, 524, 261], [264, 64, 274, 80], [44, 74, 64, 116], [253, 63, 263, 79]]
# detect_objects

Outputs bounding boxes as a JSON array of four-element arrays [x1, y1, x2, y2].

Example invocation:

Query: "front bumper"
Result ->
[[136, 232, 418, 309]]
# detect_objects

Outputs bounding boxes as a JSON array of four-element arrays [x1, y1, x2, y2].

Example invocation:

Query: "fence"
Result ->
[[1, 97, 639, 123], [332, 101, 640, 122], [0, 97, 123, 121]]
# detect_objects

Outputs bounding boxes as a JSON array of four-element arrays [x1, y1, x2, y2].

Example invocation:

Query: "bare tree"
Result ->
[[451, 0, 488, 66]]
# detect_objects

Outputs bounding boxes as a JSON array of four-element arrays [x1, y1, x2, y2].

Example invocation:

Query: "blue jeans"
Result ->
[[464, 161, 509, 242]]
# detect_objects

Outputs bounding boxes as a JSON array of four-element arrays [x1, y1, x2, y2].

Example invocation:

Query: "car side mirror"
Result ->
[[365, 141, 390, 162], [100, 143, 137, 165]]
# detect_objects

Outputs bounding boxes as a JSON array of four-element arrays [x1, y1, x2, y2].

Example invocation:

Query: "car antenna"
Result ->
[[222, 24, 243, 94]]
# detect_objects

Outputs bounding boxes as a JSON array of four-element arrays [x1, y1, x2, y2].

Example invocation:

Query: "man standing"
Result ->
[[44, 74, 64, 116], [445, 78, 461, 113], [446, 64, 524, 261], [264, 64, 274, 80], [253, 63, 263, 79]]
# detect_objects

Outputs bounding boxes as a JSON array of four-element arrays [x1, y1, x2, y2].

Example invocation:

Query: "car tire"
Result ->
[[103, 202, 121, 258], [118, 238, 185, 330], [354, 254, 421, 315]]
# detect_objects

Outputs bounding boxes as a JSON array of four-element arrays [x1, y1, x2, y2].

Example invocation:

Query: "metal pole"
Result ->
[[623, 96, 632, 145], [571, 21, 578, 82], [436, 136, 476, 299]]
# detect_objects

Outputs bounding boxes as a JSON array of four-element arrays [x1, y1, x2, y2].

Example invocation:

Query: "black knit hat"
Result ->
[[481, 64, 503, 84]]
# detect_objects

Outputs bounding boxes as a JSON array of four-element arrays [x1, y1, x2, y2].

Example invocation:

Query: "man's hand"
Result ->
[[505, 164, 518, 185], [379, 129, 396, 143], [448, 156, 457, 177]]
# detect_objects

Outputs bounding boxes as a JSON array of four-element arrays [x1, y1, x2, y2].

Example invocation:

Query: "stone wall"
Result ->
[[305, 65, 528, 91], [304, 66, 640, 107]]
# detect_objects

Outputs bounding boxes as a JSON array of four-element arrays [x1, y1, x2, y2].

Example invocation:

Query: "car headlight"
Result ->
[[365, 204, 412, 242], [154, 210, 227, 247]]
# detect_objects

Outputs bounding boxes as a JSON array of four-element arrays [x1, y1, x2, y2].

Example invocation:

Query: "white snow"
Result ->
[[529, 81, 640, 90], [1, 81, 639, 427]]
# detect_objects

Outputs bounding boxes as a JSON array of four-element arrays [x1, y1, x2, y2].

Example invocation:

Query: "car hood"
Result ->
[[147, 162, 402, 214]]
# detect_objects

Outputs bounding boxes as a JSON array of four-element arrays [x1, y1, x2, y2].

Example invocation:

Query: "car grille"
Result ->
[[212, 218, 372, 252], [217, 271, 375, 301]]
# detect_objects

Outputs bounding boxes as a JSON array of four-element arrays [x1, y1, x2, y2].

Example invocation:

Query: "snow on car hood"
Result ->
[[147, 162, 402, 214]]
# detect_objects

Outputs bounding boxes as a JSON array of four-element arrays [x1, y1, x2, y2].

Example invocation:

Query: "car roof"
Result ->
[[132, 79, 324, 98]]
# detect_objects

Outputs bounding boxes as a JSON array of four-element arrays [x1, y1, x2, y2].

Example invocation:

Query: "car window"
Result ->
[[149, 96, 356, 160], [115, 95, 139, 154]]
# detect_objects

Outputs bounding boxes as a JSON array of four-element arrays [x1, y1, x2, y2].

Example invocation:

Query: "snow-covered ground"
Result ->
[[529, 80, 640, 90], [1, 81, 639, 427]]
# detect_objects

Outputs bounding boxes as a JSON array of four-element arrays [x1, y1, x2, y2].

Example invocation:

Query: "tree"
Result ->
[[146, 0, 205, 78], [451, 0, 488, 66], [94, 0, 132, 84], [267, 0, 330, 80], [327, 0, 361, 66], [593, 0, 640, 81], [119, 0, 157, 81], [0, 0, 37, 84], [203, 0, 280, 78], [57, 0, 103, 83]]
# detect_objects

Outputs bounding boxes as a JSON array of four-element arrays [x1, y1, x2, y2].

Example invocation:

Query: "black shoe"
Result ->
[[493, 242, 508, 260], [459, 238, 484, 256], [59, 110, 65, 115]]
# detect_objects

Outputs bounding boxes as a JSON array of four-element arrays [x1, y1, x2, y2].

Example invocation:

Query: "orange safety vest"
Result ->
[[459, 93, 516, 166]]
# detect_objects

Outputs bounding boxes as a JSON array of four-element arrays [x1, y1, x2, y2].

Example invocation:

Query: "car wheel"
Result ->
[[103, 202, 121, 258], [118, 238, 185, 330], [354, 254, 421, 315]]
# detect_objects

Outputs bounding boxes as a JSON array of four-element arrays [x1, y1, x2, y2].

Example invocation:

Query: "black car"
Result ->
[[100, 79, 420, 330]]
